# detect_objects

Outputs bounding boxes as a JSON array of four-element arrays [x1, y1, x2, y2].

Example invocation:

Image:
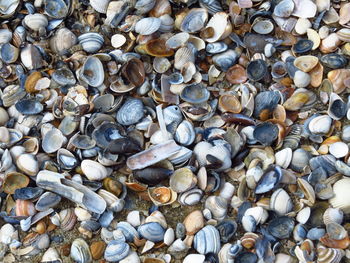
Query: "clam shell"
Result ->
[[174, 46, 195, 70], [23, 14, 48, 31], [204, 12, 230, 43], [309, 115, 332, 135], [270, 188, 293, 215], [45, 0, 69, 18], [329, 142, 349, 159], [79, 56, 104, 87], [193, 225, 221, 254], [135, 17, 161, 35], [70, 238, 92, 263], [275, 148, 292, 169], [90, 0, 110, 13], [116, 98, 144, 126], [104, 240, 130, 262], [294, 55, 319, 73], [111, 34, 126, 48], [179, 188, 203, 206], [81, 160, 108, 181], [174, 120, 195, 146], [323, 208, 343, 225], [292, 0, 317, 18], [180, 8, 208, 33], [317, 245, 344, 263], [205, 195, 228, 221], [169, 167, 197, 193], [274, 0, 295, 17], [42, 128, 65, 154], [138, 222, 165, 242], [166, 32, 189, 49], [78, 33, 104, 53]]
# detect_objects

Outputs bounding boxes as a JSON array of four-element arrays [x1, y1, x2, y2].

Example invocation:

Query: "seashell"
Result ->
[[253, 122, 279, 146], [216, 220, 237, 243], [180, 83, 210, 104], [174, 46, 195, 70], [329, 179, 350, 213], [169, 167, 196, 193], [89, 241, 106, 260], [296, 207, 311, 224], [267, 216, 294, 239], [16, 153, 39, 176], [274, 0, 295, 17], [336, 28, 350, 42], [193, 225, 221, 254], [148, 186, 177, 206], [183, 254, 205, 263], [307, 28, 321, 50], [0, 28, 12, 44], [0, 43, 19, 64], [166, 32, 189, 49], [323, 208, 343, 225], [135, 0, 156, 14], [293, 39, 313, 54], [321, 54, 348, 69], [252, 18, 274, 35], [145, 38, 174, 57], [339, 2, 350, 25], [78, 33, 104, 53], [159, 14, 174, 32], [294, 55, 319, 73], [225, 65, 247, 85], [3, 172, 29, 194], [179, 188, 202, 206], [164, 227, 175, 246], [180, 8, 208, 33], [212, 50, 239, 71], [270, 188, 293, 215], [317, 245, 344, 263], [328, 69, 350, 94], [135, 17, 161, 35], [290, 148, 311, 173], [138, 222, 165, 242], [292, 0, 316, 18], [275, 148, 292, 169], [116, 98, 144, 126], [59, 208, 77, 231], [308, 115, 332, 135], [41, 248, 62, 263], [320, 33, 341, 54], [70, 238, 92, 263], [326, 222, 347, 240], [45, 0, 69, 18], [111, 34, 126, 48], [116, 222, 140, 242], [205, 195, 228, 221], [42, 128, 65, 154], [204, 12, 231, 43], [329, 142, 348, 158], [78, 56, 104, 87], [183, 210, 205, 236], [15, 199, 36, 216], [23, 14, 48, 32], [20, 44, 44, 70], [271, 61, 287, 79], [174, 120, 195, 146], [206, 42, 227, 54], [50, 28, 77, 54], [90, 0, 110, 13], [81, 160, 108, 181], [247, 59, 267, 81], [0, 224, 16, 244], [119, 251, 141, 263], [320, 234, 350, 249], [14, 187, 43, 200]]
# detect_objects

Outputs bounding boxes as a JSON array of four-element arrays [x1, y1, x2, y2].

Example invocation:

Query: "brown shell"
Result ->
[[320, 234, 350, 249], [25, 71, 42, 94], [218, 94, 242, 113], [90, 241, 106, 260], [103, 177, 123, 197], [3, 172, 30, 194], [226, 64, 248, 84], [145, 39, 175, 57], [121, 58, 146, 86]]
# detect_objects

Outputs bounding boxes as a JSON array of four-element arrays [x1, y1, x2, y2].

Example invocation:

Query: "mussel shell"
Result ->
[[292, 39, 314, 54], [253, 122, 279, 146], [255, 165, 282, 194], [15, 99, 43, 115], [216, 220, 237, 243], [246, 59, 267, 81], [133, 167, 173, 186], [267, 216, 295, 239], [106, 137, 142, 154], [35, 192, 61, 211], [206, 42, 228, 54], [253, 90, 280, 120], [320, 54, 348, 69], [14, 187, 44, 200]]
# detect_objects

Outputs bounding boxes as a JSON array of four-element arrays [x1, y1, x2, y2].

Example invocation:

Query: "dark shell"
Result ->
[[221, 113, 257, 125], [205, 252, 219, 263], [235, 252, 258, 263], [92, 122, 125, 148], [71, 135, 96, 150], [14, 187, 44, 200], [168, 72, 184, 85], [121, 58, 145, 86], [267, 216, 294, 239], [206, 42, 228, 54], [285, 56, 299, 78], [44, 0, 69, 19], [253, 90, 280, 120], [106, 137, 142, 154], [35, 192, 61, 211], [216, 220, 237, 243], [180, 83, 210, 104], [133, 167, 173, 186], [329, 98, 347, 119], [320, 54, 348, 69], [292, 39, 313, 54], [309, 155, 337, 176], [246, 59, 267, 81], [253, 122, 279, 146], [244, 33, 271, 54], [81, 220, 101, 232], [308, 167, 328, 186], [255, 165, 282, 194], [15, 99, 43, 115], [199, 0, 223, 14], [58, 151, 78, 170]]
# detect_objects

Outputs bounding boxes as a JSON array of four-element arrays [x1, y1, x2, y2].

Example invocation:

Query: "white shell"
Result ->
[[127, 210, 141, 227], [308, 115, 332, 134], [23, 14, 48, 31], [244, 206, 268, 224], [135, 17, 161, 35], [81, 159, 108, 181], [296, 207, 311, 224], [292, 0, 317, 18], [164, 228, 175, 246], [205, 195, 228, 221], [111, 34, 126, 48], [0, 223, 16, 244], [323, 208, 344, 225], [166, 32, 189, 49], [219, 182, 235, 201], [174, 46, 195, 70], [90, 0, 110, 13], [270, 188, 293, 216], [329, 178, 350, 213], [119, 251, 141, 263], [329, 142, 349, 158], [175, 120, 195, 146], [204, 12, 229, 43], [275, 148, 292, 169], [41, 248, 62, 263], [293, 70, 311, 88], [183, 254, 205, 263]]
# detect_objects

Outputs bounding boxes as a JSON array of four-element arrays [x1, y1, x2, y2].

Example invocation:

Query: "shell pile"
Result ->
[[0, 0, 350, 262]]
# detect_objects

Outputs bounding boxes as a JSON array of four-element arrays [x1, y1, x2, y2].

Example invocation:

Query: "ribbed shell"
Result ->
[[90, 0, 110, 13], [104, 240, 130, 262], [138, 222, 165, 242], [116, 98, 144, 126], [135, 17, 161, 35], [194, 225, 221, 254], [70, 238, 92, 263]]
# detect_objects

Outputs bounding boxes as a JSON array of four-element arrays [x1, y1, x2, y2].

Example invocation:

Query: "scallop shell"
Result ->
[[90, 0, 110, 13], [174, 46, 195, 70], [329, 179, 350, 213]]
